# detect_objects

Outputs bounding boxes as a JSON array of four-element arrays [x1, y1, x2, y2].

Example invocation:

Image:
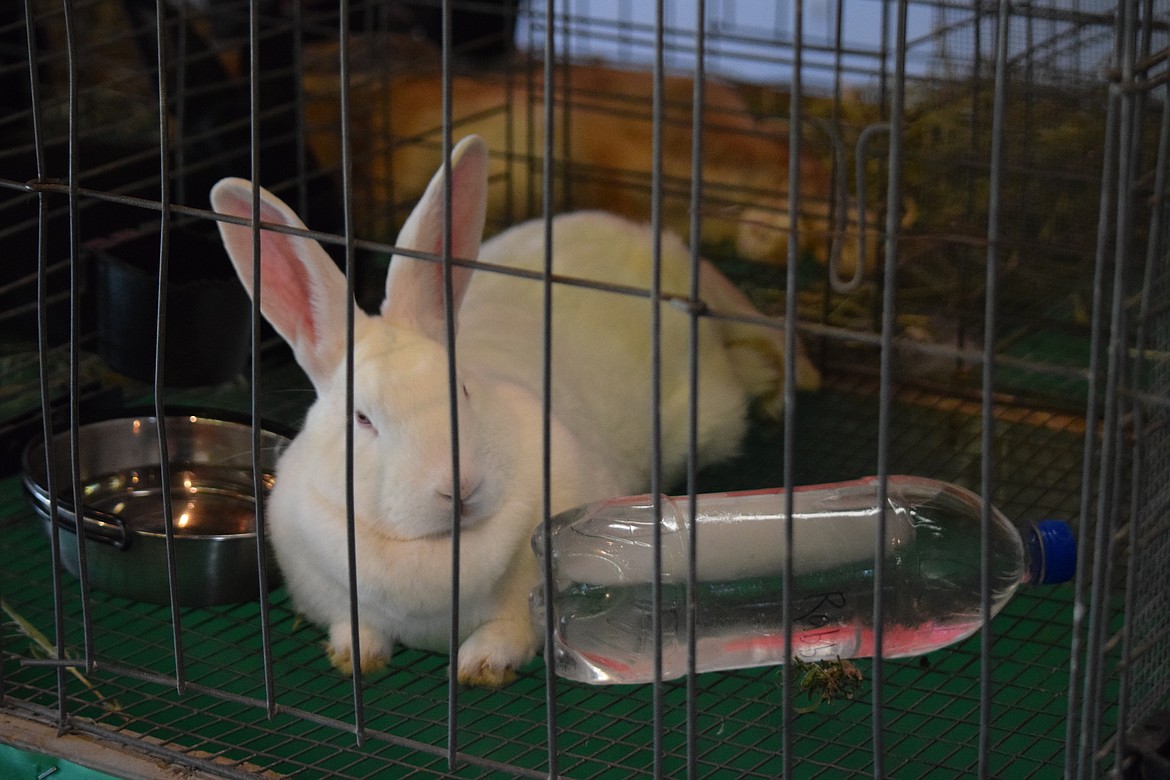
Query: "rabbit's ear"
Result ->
[[211, 178, 350, 386], [382, 134, 488, 342]]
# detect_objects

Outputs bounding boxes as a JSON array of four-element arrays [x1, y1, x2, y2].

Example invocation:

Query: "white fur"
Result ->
[[210, 135, 813, 687]]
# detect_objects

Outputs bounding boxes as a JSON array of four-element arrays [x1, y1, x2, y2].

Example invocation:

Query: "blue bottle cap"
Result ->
[[1028, 519, 1077, 584]]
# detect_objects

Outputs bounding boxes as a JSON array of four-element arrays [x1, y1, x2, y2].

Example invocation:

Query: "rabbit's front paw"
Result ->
[[327, 623, 390, 676], [456, 619, 537, 688]]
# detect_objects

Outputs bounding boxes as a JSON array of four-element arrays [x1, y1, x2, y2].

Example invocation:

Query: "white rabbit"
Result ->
[[210, 134, 819, 687]]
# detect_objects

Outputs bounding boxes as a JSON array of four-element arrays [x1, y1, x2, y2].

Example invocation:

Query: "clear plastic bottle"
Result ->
[[531, 475, 1076, 684]]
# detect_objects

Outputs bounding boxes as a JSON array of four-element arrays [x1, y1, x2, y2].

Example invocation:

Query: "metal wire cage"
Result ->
[[1, 0, 1168, 778]]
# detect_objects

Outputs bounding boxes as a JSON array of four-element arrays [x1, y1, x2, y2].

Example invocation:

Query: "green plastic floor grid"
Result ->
[[0, 375, 1095, 778]]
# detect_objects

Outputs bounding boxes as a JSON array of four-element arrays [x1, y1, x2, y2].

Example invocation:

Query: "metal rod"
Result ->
[[685, 3, 706, 778], [152, 0, 188, 693], [650, 2, 667, 776], [1115, 50, 1170, 771], [439, 0, 463, 768], [781, 0, 805, 772], [871, 1, 910, 774], [60, 0, 96, 692], [540, 0, 560, 776], [1082, 0, 1141, 768], [335, 0, 368, 744], [1073, 0, 1137, 773], [979, 0, 1013, 772], [24, 0, 66, 730], [246, 0, 278, 723], [1064, 13, 1123, 774]]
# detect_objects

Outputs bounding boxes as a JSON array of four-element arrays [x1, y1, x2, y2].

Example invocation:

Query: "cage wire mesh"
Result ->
[[0, 0, 1168, 777]]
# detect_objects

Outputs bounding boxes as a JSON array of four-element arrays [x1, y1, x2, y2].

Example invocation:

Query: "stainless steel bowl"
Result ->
[[21, 414, 290, 607]]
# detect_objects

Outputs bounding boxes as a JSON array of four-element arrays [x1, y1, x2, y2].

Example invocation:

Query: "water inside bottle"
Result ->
[[538, 477, 1028, 683]]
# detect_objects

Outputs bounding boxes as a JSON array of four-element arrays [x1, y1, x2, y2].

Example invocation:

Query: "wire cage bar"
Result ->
[[0, 0, 1168, 778]]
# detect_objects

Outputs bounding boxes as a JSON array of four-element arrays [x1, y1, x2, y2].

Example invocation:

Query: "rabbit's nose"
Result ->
[[436, 476, 481, 505]]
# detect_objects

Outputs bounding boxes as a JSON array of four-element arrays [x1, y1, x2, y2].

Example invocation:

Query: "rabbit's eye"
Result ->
[[355, 411, 373, 429], [461, 382, 470, 399]]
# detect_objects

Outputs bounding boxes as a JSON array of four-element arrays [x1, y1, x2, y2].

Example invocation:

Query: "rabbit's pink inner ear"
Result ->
[[212, 179, 346, 384], [248, 205, 350, 383], [382, 135, 488, 339], [445, 138, 489, 265], [253, 220, 321, 348], [215, 189, 319, 345]]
